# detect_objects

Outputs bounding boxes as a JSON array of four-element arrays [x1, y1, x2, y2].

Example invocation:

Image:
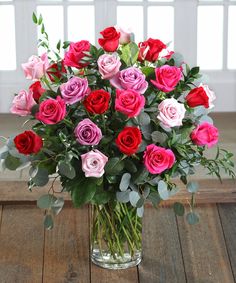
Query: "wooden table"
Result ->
[[0, 202, 236, 283]]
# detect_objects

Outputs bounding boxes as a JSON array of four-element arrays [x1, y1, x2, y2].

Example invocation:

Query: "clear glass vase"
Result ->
[[90, 201, 142, 270]]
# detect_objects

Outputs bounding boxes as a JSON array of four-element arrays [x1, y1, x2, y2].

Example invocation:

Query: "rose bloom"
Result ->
[[74, 118, 102, 146], [83, 89, 110, 114], [110, 67, 148, 94], [157, 98, 186, 128], [144, 144, 175, 174], [14, 131, 43, 155], [151, 65, 182, 93], [138, 38, 166, 62], [191, 122, 219, 148], [29, 81, 46, 103], [115, 89, 145, 118], [36, 96, 66, 125], [186, 83, 216, 109], [98, 27, 120, 52], [64, 40, 90, 69], [60, 77, 90, 105], [81, 149, 108, 178], [116, 127, 142, 155], [10, 90, 36, 116], [115, 26, 131, 45], [97, 53, 121, 80], [21, 53, 49, 81], [47, 61, 66, 82]]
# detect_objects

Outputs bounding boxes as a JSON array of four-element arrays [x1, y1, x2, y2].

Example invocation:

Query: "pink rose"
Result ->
[[60, 76, 90, 105], [97, 54, 121, 80], [115, 89, 145, 118], [81, 149, 108, 178], [151, 65, 182, 93], [74, 118, 102, 146], [110, 67, 148, 94], [36, 96, 66, 124], [191, 122, 219, 148], [144, 144, 175, 174], [10, 90, 36, 116], [115, 26, 131, 44], [21, 53, 49, 81], [157, 98, 186, 128]]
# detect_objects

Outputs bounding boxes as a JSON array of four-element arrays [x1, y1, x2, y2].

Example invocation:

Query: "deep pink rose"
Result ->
[[191, 122, 219, 148], [74, 118, 102, 146], [110, 67, 148, 94], [36, 96, 66, 124], [97, 54, 121, 80], [64, 40, 90, 69], [21, 53, 49, 81], [81, 149, 108, 178], [151, 65, 182, 93], [115, 89, 145, 118], [144, 144, 175, 174], [60, 76, 90, 105], [10, 90, 36, 116]]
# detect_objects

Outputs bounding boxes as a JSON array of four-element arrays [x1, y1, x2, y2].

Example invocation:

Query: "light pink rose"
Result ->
[[191, 122, 219, 148], [157, 98, 186, 128], [97, 54, 121, 80], [199, 83, 216, 109], [21, 53, 49, 81], [81, 149, 108, 178], [115, 26, 132, 44], [10, 90, 36, 116], [110, 67, 148, 94], [115, 89, 145, 118], [144, 144, 175, 174], [151, 65, 182, 93]]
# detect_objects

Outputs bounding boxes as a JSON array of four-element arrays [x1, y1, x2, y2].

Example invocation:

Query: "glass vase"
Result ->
[[90, 201, 142, 269]]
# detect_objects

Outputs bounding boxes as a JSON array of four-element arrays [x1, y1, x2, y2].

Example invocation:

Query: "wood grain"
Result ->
[[218, 204, 236, 281], [0, 205, 44, 283], [177, 204, 234, 283], [138, 206, 186, 283], [43, 206, 90, 283]]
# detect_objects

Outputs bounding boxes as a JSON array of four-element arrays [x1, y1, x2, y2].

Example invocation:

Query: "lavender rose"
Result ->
[[110, 67, 148, 94], [97, 53, 121, 79], [60, 77, 90, 105], [81, 149, 108, 178], [74, 118, 102, 145]]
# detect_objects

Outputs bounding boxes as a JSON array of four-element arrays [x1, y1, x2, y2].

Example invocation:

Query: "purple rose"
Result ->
[[110, 67, 148, 94], [60, 76, 90, 105], [74, 118, 102, 145]]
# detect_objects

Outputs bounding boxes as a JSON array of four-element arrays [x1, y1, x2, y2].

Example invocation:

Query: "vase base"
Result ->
[[91, 249, 142, 270]]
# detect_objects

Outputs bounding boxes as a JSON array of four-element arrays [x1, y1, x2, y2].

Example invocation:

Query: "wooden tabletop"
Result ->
[[0, 203, 236, 283]]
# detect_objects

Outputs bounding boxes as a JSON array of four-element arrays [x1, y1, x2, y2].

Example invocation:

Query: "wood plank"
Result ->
[[0, 205, 44, 283], [218, 204, 236, 281], [177, 204, 234, 283], [138, 206, 186, 283], [0, 179, 235, 205], [43, 206, 90, 283]]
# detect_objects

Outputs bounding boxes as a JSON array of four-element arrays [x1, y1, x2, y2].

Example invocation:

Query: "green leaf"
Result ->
[[58, 161, 76, 180], [141, 66, 155, 78], [56, 39, 61, 51], [44, 214, 54, 230], [187, 181, 199, 193], [119, 173, 131, 191], [92, 191, 112, 205], [5, 154, 21, 170], [148, 192, 161, 208], [173, 202, 185, 216], [151, 131, 168, 144], [120, 42, 139, 66], [158, 180, 169, 200], [190, 66, 200, 76], [32, 12, 37, 24], [186, 212, 199, 225], [133, 166, 149, 184], [72, 178, 97, 207], [38, 14, 43, 25], [124, 159, 137, 173], [37, 194, 57, 209], [138, 112, 151, 126], [105, 157, 124, 175], [32, 167, 49, 187], [41, 24, 45, 34]]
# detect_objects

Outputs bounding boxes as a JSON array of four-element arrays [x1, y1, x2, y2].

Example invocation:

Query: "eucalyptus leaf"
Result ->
[[58, 161, 76, 180], [116, 190, 131, 203], [129, 191, 140, 207], [187, 181, 199, 193], [199, 115, 213, 124], [0, 146, 8, 159], [32, 167, 49, 186], [148, 192, 161, 208], [151, 131, 168, 144], [139, 112, 151, 126], [186, 212, 199, 225], [137, 206, 144, 217], [105, 157, 124, 175], [44, 214, 54, 230], [133, 166, 149, 184], [37, 194, 57, 209], [173, 202, 185, 216], [158, 180, 169, 200], [51, 197, 64, 215], [5, 154, 21, 171], [119, 173, 131, 191], [171, 52, 184, 67]]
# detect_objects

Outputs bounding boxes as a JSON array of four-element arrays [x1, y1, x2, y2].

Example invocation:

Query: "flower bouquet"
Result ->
[[0, 14, 234, 269]]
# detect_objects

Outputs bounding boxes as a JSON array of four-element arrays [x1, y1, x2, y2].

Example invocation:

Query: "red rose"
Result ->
[[98, 27, 120, 52], [47, 61, 66, 82], [29, 81, 46, 103], [138, 38, 166, 62], [186, 86, 212, 109], [116, 127, 142, 156], [14, 131, 43, 155], [83, 89, 110, 114], [64, 40, 90, 69]]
